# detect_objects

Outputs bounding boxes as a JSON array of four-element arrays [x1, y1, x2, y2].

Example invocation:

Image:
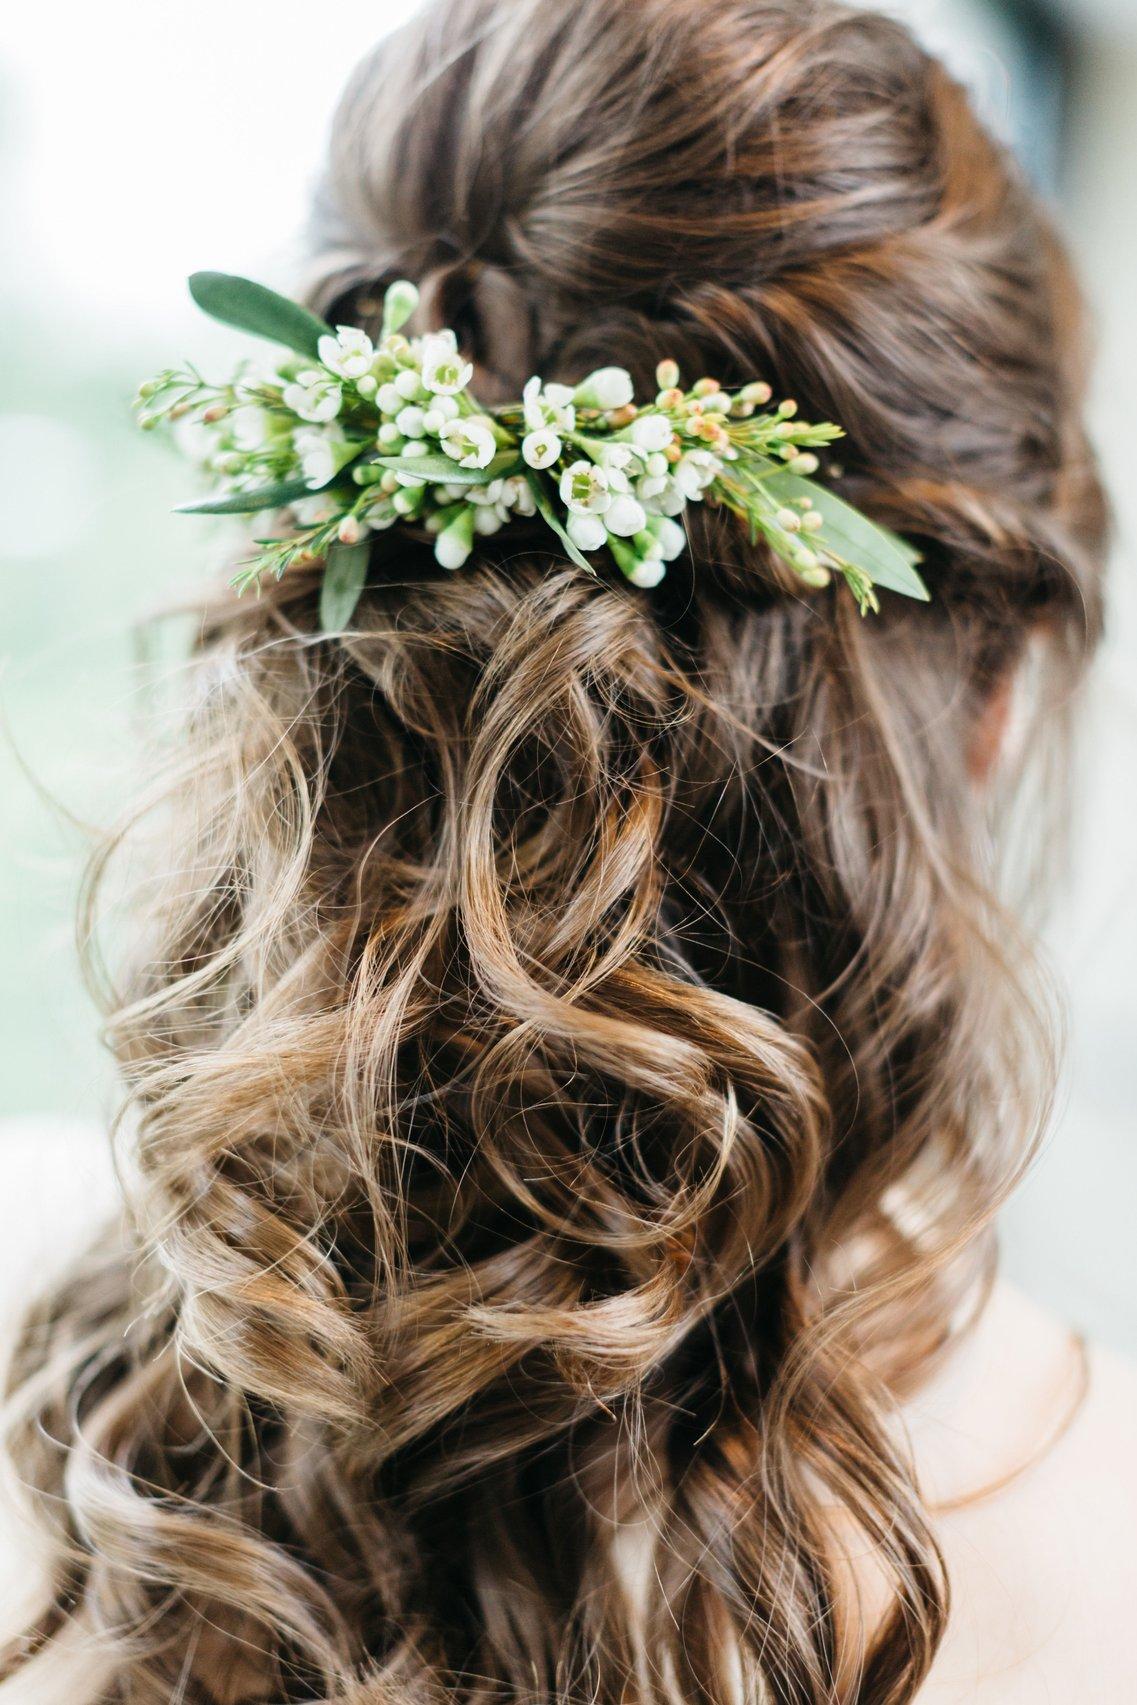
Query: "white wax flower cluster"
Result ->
[[138, 268, 929, 625]]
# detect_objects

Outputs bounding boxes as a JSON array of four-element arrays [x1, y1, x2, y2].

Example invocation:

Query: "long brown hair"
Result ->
[[0, 1, 1107, 1700]]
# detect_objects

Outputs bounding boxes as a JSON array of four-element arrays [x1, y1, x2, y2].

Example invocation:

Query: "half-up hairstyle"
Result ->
[[0, 1, 1107, 1701]]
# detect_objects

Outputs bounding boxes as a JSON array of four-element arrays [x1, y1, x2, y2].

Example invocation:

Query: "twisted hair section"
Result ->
[[1, 0, 1106, 1701]]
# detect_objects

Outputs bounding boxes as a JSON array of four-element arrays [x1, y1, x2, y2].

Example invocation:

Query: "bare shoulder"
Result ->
[[911, 1283, 1137, 1701]]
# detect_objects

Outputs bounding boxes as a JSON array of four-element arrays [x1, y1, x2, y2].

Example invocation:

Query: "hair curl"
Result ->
[[0, 1, 1108, 1701]]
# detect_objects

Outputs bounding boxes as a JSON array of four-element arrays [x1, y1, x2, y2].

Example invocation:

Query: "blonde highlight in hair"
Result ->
[[1, 1, 1107, 1701]]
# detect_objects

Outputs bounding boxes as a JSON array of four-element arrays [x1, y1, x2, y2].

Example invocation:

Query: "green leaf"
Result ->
[[372, 448, 523, 486], [319, 540, 370, 633], [762, 468, 929, 602], [188, 271, 332, 360], [524, 472, 595, 573], [175, 476, 318, 516]]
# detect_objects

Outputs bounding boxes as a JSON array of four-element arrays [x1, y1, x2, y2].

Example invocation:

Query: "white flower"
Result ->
[[230, 405, 272, 450], [292, 495, 337, 526], [651, 517, 687, 560], [559, 460, 611, 515], [604, 494, 648, 537], [294, 424, 347, 489], [522, 376, 576, 433], [283, 369, 342, 424], [501, 476, 536, 517], [426, 396, 459, 426], [543, 382, 576, 414], [522, 376, 545, 432], [674, 449, 721, 499], [574, 367, 635, 410], [421, 332, 474, 396], [642, 477, 687, 518], [637, 473, 669, 502], [377, 382, 404, 416], [566, 513, 607, 552], [625, 555, 667, 588], [594, 442, 636, 471], [629, 413, 674, 453], [522, 427, 562, 470], [440, 415, 497, 469], [318, 324, 375, 381]]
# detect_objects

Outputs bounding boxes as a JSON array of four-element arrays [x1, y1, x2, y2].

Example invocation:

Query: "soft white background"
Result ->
[[0, 0, 1134, 1352]]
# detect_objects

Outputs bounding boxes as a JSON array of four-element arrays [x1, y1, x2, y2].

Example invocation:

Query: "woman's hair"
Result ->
[[0, 1, 1107, 1700]]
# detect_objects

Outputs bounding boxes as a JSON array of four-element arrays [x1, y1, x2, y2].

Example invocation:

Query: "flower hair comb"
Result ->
[[135, 272, 928, 631]]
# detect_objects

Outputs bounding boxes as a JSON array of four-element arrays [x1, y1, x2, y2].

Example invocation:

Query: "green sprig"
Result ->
[[134, 271, 928, 631]]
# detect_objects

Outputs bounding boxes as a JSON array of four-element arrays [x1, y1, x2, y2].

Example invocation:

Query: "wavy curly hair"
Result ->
[[0, 0, 1107, 1701]]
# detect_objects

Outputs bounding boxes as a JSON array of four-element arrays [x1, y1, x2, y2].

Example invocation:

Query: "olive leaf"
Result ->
[[762, 468, 928, 602], [175, 476, 319, 516], [189, 272, 333, 361], [373, 449, 523, 486], [319, 540, 370, 633], [524, 472, 595, 573]]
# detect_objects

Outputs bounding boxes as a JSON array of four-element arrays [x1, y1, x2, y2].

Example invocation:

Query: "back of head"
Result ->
[[0, 2, 1107, 1702]]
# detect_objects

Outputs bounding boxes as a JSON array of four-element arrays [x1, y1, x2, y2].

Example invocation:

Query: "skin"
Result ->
[[912, 1282, 1137, 1701]]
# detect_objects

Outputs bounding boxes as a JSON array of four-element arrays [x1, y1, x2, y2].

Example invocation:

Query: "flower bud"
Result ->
[[395, 368, 425, 401], [625, 554, 667, 588], [574, 366, 635, 410], [566, 512, 607, 553], [794, 453, 820, 476], [434, 504, 477, 570], [606, 404, 637, 429], [647, 516, 687, 561], [775, 507, 802, 533], [629, 414, 674, 453], [382, 279, 420, 337], [605, 494, 648, 537], [655, 359, 681, 390]]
